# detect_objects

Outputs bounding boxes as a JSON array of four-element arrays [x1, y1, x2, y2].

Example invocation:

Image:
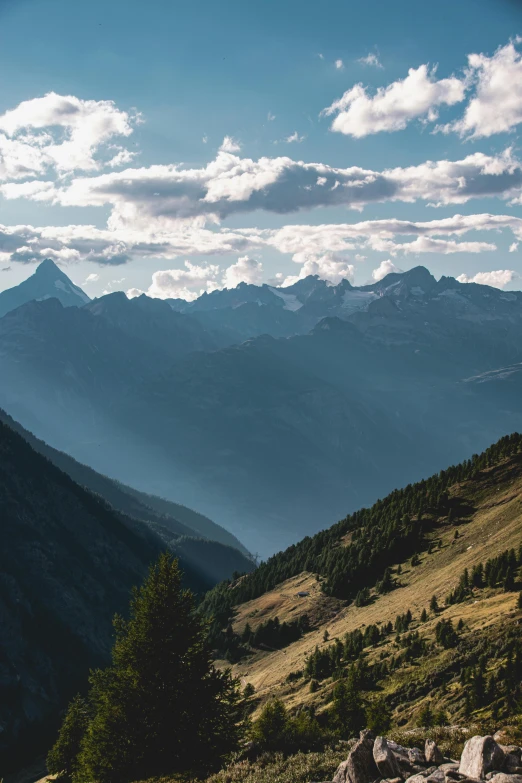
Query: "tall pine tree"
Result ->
[[50, 553, 242, 783]]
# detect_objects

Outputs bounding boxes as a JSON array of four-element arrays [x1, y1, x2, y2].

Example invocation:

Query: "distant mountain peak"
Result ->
[[0, 259, 90, 319]]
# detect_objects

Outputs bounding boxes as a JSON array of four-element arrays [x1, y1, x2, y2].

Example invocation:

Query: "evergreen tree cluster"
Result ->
[[241, 614, 310, 650], [201, 433, 522, 646], [446, 546, 521, 604]]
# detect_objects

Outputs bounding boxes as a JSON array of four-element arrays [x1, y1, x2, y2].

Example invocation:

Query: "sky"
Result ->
[[2, 0, 522, 299]]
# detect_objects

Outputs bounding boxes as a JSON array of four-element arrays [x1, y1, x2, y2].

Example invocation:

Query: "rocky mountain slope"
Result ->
[[0, 415, 252, 769], [0, 259, 90, 318]]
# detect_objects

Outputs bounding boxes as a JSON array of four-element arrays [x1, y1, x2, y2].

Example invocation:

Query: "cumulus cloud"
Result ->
[[145, 261, 221, 301], [220, 136, 241, 153], [440, 41, 522, 138], [335, 59, 344, 70], [83, 273, 100, 284], [510, 241, 519, 252], [358, 52, 383, 69], [456, 269, 518, 288], [372, 260, 402, 281], [284, 251, 355, 286], [322, 64, 467, 137], [222, 255, 263, 288], [0, 92, 136, 179], [16, 146, 522, 231]]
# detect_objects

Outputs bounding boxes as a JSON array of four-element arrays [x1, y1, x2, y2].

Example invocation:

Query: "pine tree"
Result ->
[[430, 595, 439, 614], [70, 554, 242, 783], [252, 698, 289, 751], [420, 608, 428, 623], [331, 670, 366, 738], [47, 695, 91, 779]]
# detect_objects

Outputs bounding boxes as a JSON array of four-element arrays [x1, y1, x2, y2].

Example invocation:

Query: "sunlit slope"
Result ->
[[227, 453, 522, 719]]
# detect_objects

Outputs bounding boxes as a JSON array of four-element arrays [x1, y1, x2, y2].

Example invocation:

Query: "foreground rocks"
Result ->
[[325, 732, 522, 783]]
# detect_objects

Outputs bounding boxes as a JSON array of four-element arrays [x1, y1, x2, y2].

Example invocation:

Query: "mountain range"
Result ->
[[1, 260, 522, 554]]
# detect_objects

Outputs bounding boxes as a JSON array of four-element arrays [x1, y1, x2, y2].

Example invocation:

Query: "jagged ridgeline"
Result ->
[[201, 432, 522, 653]]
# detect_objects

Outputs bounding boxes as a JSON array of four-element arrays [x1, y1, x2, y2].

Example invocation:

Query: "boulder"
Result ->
[[374, 736, 401, 780], [459, 736, 505, 780], [404, 775, 429, 783], [489, 775, 522, 783], [426, 740, 445, 766], [409, 749, 426, 765], [333, 731, 380, 783], [426, 770, 445, 783]]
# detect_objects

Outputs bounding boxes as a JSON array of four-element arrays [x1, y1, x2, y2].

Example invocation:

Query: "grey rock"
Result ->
[[409, 749, 426, 765], [489, 775, 522, 783], [426, 740, 445, 766], [374, 737, 401, 780], [459, 736, 505, 780], [404, 775, 429, 783], [426, 769, 445, 783], [333, 731, 379, 783]]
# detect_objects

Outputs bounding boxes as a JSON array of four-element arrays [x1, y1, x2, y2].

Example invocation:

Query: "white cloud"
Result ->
[[335, 59, 344, 70], [510, 241, 519, 252], [83, 273, 100, 284], [372, 260, 402, 281], [19, 146, 522, 231], [146, 261, 221, 300], [440, 41, 522, 138], [285, 131, 305, 143], [0, 92, 136, 179], [284, 251, 355, 286], [456, 269, 517, 288], [220, 135, 241, 153], [322, 64, 467, 137], [358, 52, 383, 69], [267, 112, 276, 122], [202, 135, 208, 144], [1, 211, 521, 274], [222, 255, 263, 288], [370, 236, 496, 256]]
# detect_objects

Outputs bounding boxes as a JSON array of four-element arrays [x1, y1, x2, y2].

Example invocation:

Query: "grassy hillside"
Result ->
[[204, 435, 522, 729]]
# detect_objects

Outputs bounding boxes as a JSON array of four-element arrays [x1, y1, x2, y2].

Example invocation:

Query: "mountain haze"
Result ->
[[2, 262, 522, 553]]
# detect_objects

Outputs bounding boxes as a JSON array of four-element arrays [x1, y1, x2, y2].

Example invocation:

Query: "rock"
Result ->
[[374, 736, 401, 780], [409, 749, 426, 765], [426, 769, 445, 783], [459, 736, 505, 780], [444, 770, 464, 782], [333, 731, 379, 783], [504, 755, 522, 773], [404, 775, 429, 783], [426, 740, 445, 766], [489, 775, 522, 783]]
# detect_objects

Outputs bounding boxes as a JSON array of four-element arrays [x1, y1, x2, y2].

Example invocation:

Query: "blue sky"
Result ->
[[1, 0, 522, 298]]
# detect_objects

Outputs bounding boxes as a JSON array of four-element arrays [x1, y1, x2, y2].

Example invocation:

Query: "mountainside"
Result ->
[[0, 259, 90, 318], [202, 433, 522, 730], [0, 408, 248, 554], [0, 417, 161, 767], [0, 414, 253, 769], [1, 264, 522, 555]]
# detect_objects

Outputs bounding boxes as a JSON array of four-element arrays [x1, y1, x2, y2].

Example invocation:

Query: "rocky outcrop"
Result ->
[[459, 737, 505, 780], [426, 740, 444, 766], [333, 731, 380, 783], [330, 734, 522, 783], [374, 737, 401, 780]]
